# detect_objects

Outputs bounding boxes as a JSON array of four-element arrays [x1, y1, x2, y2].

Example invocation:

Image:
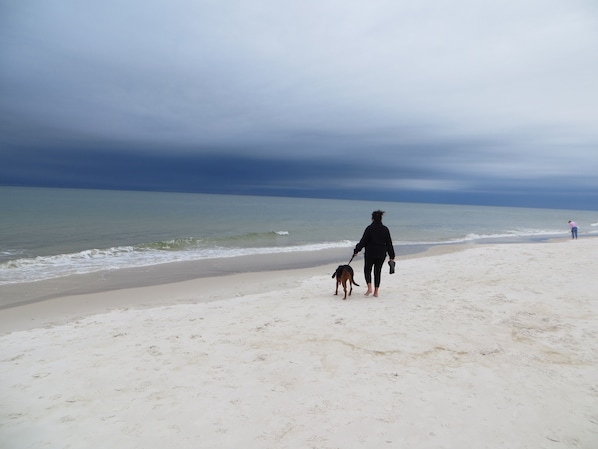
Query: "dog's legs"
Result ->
[[342, 279, 348, 299]]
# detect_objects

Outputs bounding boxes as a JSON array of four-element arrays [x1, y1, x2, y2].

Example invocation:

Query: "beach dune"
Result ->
[[1, 240, 597, 448]]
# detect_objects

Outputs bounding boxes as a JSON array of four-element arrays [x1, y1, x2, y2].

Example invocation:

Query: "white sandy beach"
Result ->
[[1, 239, 597, 449]]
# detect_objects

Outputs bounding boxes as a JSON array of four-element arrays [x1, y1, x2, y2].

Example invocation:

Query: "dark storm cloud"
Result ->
[[1, 0, 597, 208]]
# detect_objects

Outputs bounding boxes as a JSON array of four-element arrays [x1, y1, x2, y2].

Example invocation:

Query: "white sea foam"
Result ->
[[0, 240, 355, 285], [397, 228, 567, 246], [0, 249, 26, 260]]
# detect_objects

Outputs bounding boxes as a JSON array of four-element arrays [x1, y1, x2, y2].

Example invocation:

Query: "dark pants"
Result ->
[[364, 256, 386, 287], [571, 227, 578, 239]]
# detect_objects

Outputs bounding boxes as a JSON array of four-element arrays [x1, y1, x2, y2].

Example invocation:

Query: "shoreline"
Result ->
[[0, 244, 466, 334], [0, 243, 448, 310], [0, 237, 575, 334], [1, 235, 571, 310]]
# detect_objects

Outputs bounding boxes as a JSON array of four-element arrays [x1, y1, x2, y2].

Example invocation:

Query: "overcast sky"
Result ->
[[1, 0, 597, 208]]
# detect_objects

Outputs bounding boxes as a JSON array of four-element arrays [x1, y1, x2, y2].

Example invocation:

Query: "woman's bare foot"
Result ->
[[364, 290, 372, 296], [373, 288, 379, 297]]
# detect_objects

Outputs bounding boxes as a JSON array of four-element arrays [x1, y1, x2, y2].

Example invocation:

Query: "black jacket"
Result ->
[[354, 221, 395, 259]]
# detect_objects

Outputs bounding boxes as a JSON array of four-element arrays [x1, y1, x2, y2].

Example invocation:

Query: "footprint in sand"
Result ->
[[148, 346, 162, 356]]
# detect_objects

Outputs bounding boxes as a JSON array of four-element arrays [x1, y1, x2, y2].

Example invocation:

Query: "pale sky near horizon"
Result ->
[[1, 0, 597, 208]]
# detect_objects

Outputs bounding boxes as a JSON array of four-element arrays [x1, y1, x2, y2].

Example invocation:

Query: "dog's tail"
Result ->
[[352, 280, 360, 286], [332, 272, 337, 278]]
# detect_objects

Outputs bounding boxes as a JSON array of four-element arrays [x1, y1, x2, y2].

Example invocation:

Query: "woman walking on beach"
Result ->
[[353, 210, 395, 297]]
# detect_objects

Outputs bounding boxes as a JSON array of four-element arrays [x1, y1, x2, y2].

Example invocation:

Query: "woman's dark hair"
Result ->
[[371, 210, 385, 222]]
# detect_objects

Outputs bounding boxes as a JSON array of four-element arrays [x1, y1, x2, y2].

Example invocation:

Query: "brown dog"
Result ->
[[332, 265, 360, 299]]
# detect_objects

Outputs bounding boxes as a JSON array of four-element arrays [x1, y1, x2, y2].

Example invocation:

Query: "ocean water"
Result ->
[[1, 186, 596, 286]]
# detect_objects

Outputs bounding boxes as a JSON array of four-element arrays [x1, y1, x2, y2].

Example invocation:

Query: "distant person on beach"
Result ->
[[353, 210, 395, 297], [568, 220, 578, 239]]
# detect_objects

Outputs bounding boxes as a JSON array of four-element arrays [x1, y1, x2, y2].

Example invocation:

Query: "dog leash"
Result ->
[[347, 254, 355, 265]]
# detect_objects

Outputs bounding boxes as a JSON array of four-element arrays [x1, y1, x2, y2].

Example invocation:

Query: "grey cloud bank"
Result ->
[[1, 0, 597, 209]]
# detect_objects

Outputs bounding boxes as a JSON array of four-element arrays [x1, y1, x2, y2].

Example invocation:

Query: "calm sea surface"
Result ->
[[1, 186, 597, 285]]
